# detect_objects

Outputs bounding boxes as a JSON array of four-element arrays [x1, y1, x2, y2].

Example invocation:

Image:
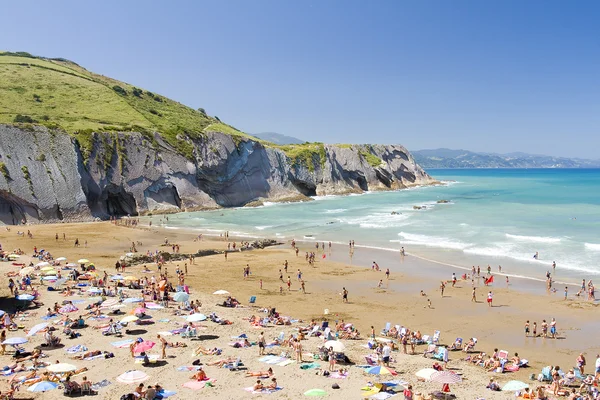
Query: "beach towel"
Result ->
[[66, 344, 88, 354], [243, 387, 282, 394], [84, 354, 106, 361], [177, 366, 202, 372], [299, 362, 320, 370], [277, 359, 295, 367], [111, 339, 134, 348], [330, 372, 349, 379], [91, 379, 112, 391], [158, 319, 170, 322], [369, 393, 396, 400]]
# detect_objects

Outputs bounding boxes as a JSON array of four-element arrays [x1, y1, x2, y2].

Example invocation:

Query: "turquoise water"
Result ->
[[158, 169, 600, 280]]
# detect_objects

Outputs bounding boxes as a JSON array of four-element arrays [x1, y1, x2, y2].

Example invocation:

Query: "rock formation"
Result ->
[[0, 124, 435, 224]]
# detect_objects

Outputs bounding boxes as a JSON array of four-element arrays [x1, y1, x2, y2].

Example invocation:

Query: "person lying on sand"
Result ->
[[71, 350, 104, 360], [207, 357, 237, 367], [245, 368, 273, 377], [193, 346, 221, 356], [167, 342, 187, 348]]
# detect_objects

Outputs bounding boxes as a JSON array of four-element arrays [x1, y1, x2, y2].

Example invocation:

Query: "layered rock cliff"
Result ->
[[0, 124, 434, 224]]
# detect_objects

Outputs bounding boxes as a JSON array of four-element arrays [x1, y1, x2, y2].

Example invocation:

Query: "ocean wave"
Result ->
[[324, 209, 347, 214], [584, 243, 600, 251], [505, 233, 561, 243], [397, 232, 471, 250], [463, 243, 515, 257], [255, 226, 273, 230], [340, 213, 411, 229]]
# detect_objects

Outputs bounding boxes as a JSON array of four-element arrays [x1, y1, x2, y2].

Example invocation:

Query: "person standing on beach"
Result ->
[[471, 287, 476, 302], [440, 282, 445, 297], [342, 288, 348, 303], [564, 286, 568, 300], [158, 335, 167, 359], [300, 280, 305, 293], [452, 273, 457, 287], [532, 322, 537, 337], [377, 280, 383, 288], [258, 332, 266, 355], [279, 270, 283, 282], [550, 318, 557, 338], [487, 291, 493, 307], [287, 277, 291, 291], [477, 266, 480, 276], [525, 321, 530, 337], [385, 269, 390, 280]]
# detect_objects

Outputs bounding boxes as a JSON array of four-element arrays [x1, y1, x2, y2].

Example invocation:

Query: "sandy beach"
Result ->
[[0, 221, 598, 399]]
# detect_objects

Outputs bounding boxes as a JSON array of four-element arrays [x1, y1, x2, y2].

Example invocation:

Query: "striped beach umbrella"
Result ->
[[367, 366, 398, 376], [117, 370, 149, 384], [430, 371, 462, 384]]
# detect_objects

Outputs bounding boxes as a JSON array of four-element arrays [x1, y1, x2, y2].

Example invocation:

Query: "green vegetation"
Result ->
[[277, 143, 326, 172], [0, 162, 10, 180], [359, 150, 383, 167], [21, 166, 34, 195]]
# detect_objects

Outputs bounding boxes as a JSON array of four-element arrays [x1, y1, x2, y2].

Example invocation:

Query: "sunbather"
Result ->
[[253, 380, 264, 391], [267, 377, 278, 390], [71, 350, 103, 360], [190, 367, 208, 381], [207, 357, 237, 367], [463, 338, 476, 352], [167, 342, 187, 348], [245, 368, 273, 377], [193, 346, 220, 356]]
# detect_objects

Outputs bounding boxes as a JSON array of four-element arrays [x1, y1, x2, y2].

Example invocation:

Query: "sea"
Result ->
[[157, 169, 600, 283]]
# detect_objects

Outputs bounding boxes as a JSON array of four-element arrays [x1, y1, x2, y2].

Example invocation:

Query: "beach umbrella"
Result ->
[[2, 337, 28, 345], [87, 287, 102, 294], [78, 259, 90, 264], [157, 331, 173, 336], [123, 297, 143, 303], [27, 322, 48, 337], [304, 389, 328, 396], [117, 370, 149, 384], [121, 315, 139, 324], [212, 290, 230, 295], [16, 294, 34, 301], [133, 307, 146, 315], [430, 371, 462, 384], [42, 276, 58, 281], [125, 253, 135, 257], [186, 313, 207, 322], [36, 261, 50, 267], [367, 366, 398, 376], [111, 274, 124, 281], [41, 266, 55, 271], [183, 380, 207, 390], [7, 254, 20, 259], [124, 276, 137, 281], [66, 263, 78, 267], [42, 269, 57, 276], [324, 340, 346, 353], [47, 363, 77, 373], [502, 380, 529, 391], [56, 257, 67, 262], [59, 304, 79, 313], [19, 267, 34, 276], [28, 381, 58, 392], [101, 299, 119, 308], [415, 368, 437, 381], [134, 341, 156, 353], [172, 292, 189, 303]]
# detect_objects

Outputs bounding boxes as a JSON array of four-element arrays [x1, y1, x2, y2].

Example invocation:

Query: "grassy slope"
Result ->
[[0, 51, 356, 167]]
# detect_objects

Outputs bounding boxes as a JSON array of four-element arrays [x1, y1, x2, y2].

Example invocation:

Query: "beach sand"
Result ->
[[0, 222, 597, 399]]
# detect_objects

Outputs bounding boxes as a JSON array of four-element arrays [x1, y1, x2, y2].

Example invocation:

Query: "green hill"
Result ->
[[0, 51, 263, 158]]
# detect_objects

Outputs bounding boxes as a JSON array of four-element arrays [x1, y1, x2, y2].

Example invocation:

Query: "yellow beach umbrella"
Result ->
[[7, 254, 20, 259], [121, 315, 139, 324], [124, 276, 137, 281], [41, 266, 55, 271], [19, 267, 34, 276], [42, 270, 57, 276]]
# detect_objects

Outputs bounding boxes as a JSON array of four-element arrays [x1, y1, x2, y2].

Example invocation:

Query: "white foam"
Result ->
[[324, 209, 347, 214], [505, 233, 561, 244], [340, 213, 411, 229], [255, 226, 272, 231], [397, 232, 471, 250], [463, 243, 515, 258], [584, 243, 600, 251]]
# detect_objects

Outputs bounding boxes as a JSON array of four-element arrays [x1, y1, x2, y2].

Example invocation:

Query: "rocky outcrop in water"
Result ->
[[0, 124, 435, 224]]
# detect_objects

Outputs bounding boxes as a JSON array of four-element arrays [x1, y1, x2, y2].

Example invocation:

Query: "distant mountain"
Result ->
[[412, 148, 600, 169], [254, 132, 304, 145]]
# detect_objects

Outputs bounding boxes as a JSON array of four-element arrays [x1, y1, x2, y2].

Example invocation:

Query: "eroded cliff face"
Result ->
[[0, 125, 434, 223]]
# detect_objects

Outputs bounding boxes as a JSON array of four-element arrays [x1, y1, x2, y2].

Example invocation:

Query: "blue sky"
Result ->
[[2, 0, 599, 158]]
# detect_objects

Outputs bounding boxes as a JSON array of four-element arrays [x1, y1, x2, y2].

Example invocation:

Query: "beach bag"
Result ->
[[332, 383, 340, 389]]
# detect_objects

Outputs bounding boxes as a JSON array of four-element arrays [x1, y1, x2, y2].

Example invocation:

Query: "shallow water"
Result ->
[[156, 168, 600, 283]]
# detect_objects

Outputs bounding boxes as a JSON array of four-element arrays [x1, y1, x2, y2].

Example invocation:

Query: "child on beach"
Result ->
[[525, 321, 530, 337], [532, 322, 537, 337]]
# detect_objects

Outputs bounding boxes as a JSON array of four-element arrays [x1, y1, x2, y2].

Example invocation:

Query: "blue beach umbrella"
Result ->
[[2, 337, 28, 345], [502, 380, 528, 391], [28, 381, 58, 392], [172, 292, 189, 303]]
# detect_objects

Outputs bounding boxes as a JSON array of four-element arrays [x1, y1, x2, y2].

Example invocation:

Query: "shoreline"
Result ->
[[1, 221, 599, 398]]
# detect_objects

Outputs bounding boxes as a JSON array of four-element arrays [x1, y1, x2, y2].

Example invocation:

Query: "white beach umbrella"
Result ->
[[212, 290, 230, 295], [186, 313, 207, 322], [77, 259, 90, 264], [56, 257, 67, 262], [172, 292, 189, 303], [324, 340, 346, 353], [415, 368, 437, 381], [121, 315, 139, 324], [19, 267, 34, 276], [47, 363, 77, 373], [116, 370, 149, 384], [36, 261, 50, 267], [2, 337, 28, 345], [27, 322, 48, 337]]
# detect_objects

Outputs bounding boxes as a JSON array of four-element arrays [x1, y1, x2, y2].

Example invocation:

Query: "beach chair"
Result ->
[[181, 328, 198, 339], [539, 366, 552, 382], [450, 338, 462, 350], [497, 350, 509, 361], [226, 357, 242, 371], [365, 356, 377, 366], [307, 326, 319, 337], [432, 330, 440, 344], [380, 322, 391, 336], [249, 296, 256, 304], [275, 331, 285, 342], [574, 367, 585, 380], [432, 347, 446, 361], [423, 344, 436, 358], [422, 335, 431, 344]]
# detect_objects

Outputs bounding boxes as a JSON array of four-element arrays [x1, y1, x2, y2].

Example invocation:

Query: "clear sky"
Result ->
[[2, 0, 599, 158]]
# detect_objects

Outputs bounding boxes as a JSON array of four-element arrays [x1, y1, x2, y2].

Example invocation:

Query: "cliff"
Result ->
[[0, 124, 434, 224]]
